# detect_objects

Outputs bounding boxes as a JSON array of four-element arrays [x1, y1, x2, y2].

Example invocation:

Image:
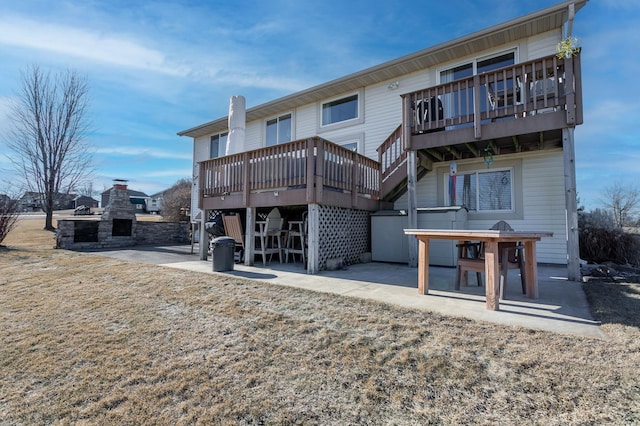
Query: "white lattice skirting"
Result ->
[[316, 205, 370, 270]]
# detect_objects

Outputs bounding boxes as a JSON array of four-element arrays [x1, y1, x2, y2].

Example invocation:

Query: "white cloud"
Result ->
[[0, 13, 313, 94], [0, 15, 189, 76], [144, 169, 192, 178], [95, 146, 191, 161]]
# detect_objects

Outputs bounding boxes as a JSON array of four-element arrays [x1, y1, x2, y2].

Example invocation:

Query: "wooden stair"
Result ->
[[377, 125, 432, 202]]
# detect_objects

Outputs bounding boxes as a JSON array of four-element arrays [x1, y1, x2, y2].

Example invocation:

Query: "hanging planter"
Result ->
[[556, 36, 581, 59], [483, 147, 493, 168]]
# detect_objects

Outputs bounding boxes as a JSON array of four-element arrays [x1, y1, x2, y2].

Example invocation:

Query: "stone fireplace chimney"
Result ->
[[102, 179, 136, 238]]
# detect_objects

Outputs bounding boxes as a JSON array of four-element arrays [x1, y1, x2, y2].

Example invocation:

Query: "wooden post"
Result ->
[[573, 52, 583, 125], [315, 138, 324, 204], [307, 204, 319, 274], [351, 150, 358, 208], [564, 56, 576, 125], [242, 152, 251, 206], [524, 240, 539, 298], [199, 210, 208, 260], [473, 75, 482, 139], [484, 240, 500, 311], [305, 138, 316, 203], [563, 127, 581, 281], [417, 238, 429, 294], [244, 207, 256, 266], [404, 96, 418, 268], [407, 150, 418, 268]]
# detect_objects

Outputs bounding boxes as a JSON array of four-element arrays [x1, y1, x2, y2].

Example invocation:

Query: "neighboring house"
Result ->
[[146, 191, 164, 214], [73, 195, 99, 209], [101, 187, 149, 213], [56, 194, 76, 210], [18, 192, 43, 212], [178, 1, 586, 277], [18, 192, 75, 212]]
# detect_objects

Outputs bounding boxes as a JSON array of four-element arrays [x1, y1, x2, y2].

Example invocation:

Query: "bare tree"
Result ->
[[161, 178, 192, 222], [5, 65, 92, 230], [0, 194, 20, 246], [602, 181, 639, 228]]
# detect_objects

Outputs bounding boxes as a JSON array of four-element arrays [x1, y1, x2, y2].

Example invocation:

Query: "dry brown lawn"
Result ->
[[1, 217, 639, 424]]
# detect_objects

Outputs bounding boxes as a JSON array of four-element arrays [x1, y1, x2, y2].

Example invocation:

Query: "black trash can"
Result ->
[[211, 236, 236, 272]]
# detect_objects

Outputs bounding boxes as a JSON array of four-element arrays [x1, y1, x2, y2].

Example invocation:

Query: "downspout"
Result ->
[[565, 3, 575, 38]]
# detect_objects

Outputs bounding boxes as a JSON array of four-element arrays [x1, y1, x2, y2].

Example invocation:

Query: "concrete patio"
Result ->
[[81, 244, 605, 339]]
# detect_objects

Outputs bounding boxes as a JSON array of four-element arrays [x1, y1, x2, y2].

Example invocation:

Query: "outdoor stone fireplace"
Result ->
[[56, 179, 189, 250], [100, 179, 137, 243]]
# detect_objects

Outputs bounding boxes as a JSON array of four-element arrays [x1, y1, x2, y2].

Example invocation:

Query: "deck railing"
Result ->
[[377, 124, 405, 186], [199, 137, 381, 206], [402, 53, 581, 137]]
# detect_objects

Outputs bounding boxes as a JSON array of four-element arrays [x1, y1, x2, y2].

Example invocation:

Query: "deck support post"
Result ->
[[244, 207, 256, 266], [307, 204, 320, 274], [407, 150, 418, 268], [563, 127, 580, 281], [403, 93, 418, 268], [199, 210, 208, 260]]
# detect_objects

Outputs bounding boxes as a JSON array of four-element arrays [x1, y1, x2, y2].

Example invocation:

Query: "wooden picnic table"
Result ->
[[404, 229, 553, 311]]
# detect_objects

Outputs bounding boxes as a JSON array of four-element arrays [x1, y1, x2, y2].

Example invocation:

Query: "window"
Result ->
[[210, 132, 228, 158], [332, 133, 363, 153], [266, 113, 292, 146], [322, 94, 358, 126], [447, 168, 513, 212], [341, 142, 358, 152], [477, 52, 516, 74], [440, 51, 516, 118]]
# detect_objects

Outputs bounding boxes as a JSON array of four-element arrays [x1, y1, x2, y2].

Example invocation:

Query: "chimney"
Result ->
[[113, 178, 128, 191], [102, 179, 136, 223]]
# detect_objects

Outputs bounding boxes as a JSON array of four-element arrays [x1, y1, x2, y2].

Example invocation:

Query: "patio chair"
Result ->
[[455, 241, 483, 287], [254, 209, 286, 265], [456, 220, 526, 299], [222, 213, 245, 262], [412, 96, 444, 133]]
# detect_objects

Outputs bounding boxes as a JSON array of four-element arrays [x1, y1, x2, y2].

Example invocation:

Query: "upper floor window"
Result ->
[[266, 113, 292, 146], [322, 94, 358, 126], [440, 51, 516, 83], [439, 51, 516, 117], [210, 132, 228, 158], [447, 167, 513, 212], [477, 52, 516, 74]]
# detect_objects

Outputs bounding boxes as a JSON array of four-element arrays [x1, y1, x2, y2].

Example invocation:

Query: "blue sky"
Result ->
[[0, 0, 637, 209]]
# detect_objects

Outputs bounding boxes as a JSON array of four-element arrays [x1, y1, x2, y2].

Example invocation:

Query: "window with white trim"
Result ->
[[321, 94, 358, 126], [210, 132, 228, 158], [266, 113, 292, 146], [340, 142, 358, 152], [331, 133, 363, 153], [446, 167, 513, 212], [440, 50, 516, 117]]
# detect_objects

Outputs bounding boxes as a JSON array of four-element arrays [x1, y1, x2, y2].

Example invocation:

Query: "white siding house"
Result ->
[[179, 1, 586, 276]]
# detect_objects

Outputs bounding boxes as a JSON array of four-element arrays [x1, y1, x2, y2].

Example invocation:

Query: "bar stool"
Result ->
[[285, 217, 306, 263], [255, 217, 285, 265]]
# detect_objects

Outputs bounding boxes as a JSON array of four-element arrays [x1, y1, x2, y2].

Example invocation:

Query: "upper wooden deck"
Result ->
[[377, 53, 582, 199], [405, 53, 581, 152]]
